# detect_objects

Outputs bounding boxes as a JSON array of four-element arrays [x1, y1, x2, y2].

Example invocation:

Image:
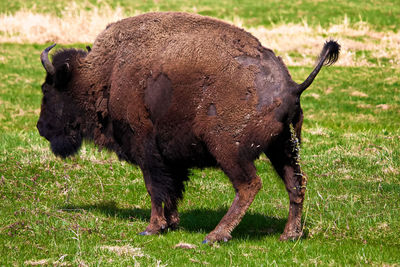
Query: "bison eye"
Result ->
[[41, 84, 52, 94]]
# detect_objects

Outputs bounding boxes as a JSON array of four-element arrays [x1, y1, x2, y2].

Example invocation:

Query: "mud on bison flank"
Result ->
[[37, 12, 340, 244]]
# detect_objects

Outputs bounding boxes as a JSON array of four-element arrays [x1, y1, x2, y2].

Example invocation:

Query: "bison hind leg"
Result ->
[[265, 125, 307, 241], [202, 153, 262, 244]]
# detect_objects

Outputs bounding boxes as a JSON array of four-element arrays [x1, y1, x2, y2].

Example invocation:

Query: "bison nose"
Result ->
[[37, 120, 43, 134], [36, 119, 48, 138]]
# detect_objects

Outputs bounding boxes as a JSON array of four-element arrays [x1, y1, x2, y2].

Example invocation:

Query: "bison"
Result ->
[[37, 12, 339, 243]]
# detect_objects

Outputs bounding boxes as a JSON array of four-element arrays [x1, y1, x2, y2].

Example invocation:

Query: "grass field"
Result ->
[[1, 0, 399, 31], [1, 1, 400, 266]]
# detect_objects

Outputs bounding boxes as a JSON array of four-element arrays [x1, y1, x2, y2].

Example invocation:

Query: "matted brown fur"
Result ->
[[37, 12, 340, 243]]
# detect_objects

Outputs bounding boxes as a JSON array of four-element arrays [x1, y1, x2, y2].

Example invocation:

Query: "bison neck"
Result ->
[[69, 64, 142, 163]]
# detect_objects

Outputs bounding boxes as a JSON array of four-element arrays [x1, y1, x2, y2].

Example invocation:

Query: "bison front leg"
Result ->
[[203, 162, 262, 244], [266, 126, 307, 241], [140, 182, 183, 234], [163, 167, 188, 230], [164, 201, 179, 230], [139, 156, 187, 235], [139, 169, 168, 235], [140, 186, 180, 235]]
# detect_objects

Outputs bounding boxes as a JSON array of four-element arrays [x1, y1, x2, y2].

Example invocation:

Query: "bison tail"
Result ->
[[295, 40, 340, 95]]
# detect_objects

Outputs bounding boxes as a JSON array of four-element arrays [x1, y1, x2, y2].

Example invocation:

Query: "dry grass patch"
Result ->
[[306, 125, 331, 136], [304, 93, 320, 99], [0, 2, 128, 44], [351, 91, 369, 97], [245, 17, 400, 67], [24, 259, 50, 266], [0, 3, 399, 67], [376, 104, 390, 110], [383, 166, 399, 176], [174, 242, 198, 249], [100, 245, 144, 257], [357, 103, 373, 109], [350, 113, 377, 123]]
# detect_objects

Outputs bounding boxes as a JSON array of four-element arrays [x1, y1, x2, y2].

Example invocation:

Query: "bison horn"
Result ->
[[40, 43, 56, 75]]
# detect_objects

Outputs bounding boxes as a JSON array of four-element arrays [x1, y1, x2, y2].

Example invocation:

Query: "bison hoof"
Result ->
[[138, 228, 163, 235], [167, 222, 179, 231], [279, 231, 303, 241], [166, 217, 180, 231], [138, 225, 166, 236], [139, 231, 152, 236], [202, 232, 232, 244]]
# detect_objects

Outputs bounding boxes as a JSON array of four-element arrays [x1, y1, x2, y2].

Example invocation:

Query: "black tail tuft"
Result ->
[[296, 40, 340, 94], [320, 40, 340, 66]]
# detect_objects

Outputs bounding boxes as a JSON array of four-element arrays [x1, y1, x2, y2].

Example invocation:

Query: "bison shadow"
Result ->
[[62, 200, 288, 240]]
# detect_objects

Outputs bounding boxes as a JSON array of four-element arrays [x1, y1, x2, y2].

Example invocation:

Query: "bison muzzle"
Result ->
[[37, 12, 340, 243]]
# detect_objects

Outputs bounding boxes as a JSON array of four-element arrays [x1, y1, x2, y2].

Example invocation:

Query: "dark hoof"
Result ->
[[167, 223, 179, 231], [280, 232, 303, 241], [139, 231, 150, 236], [203, 232, 231, 244]]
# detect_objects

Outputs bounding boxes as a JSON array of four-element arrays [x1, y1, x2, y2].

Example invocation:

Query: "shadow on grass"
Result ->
[[62, 200, 287, 240]]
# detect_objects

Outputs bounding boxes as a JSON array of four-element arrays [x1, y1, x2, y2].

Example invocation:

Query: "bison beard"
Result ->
[[37, 12, 340, 244], [50, 134, 82, 158]]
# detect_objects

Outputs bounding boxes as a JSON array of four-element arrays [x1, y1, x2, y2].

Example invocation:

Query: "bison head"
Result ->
[[37, 44, 87, 158]]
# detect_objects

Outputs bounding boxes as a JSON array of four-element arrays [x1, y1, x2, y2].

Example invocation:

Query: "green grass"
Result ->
[[1, 39, 399, 265], [0, 0, 399, 31], [1, 0, 399, 265]]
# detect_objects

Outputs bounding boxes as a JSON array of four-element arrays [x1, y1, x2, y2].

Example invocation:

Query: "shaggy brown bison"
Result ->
[[37, 12, 340, 243]]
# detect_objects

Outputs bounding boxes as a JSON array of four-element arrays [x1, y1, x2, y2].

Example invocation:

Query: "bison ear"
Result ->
[[54, 62, 71, 89]]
